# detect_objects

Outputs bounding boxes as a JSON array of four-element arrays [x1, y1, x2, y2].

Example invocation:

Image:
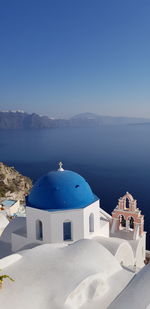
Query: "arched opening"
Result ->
[[126, 198, 130, 209], [36, 220, 43, 240], [129, 217, 134, 229], [119, 215, 126, 229], [89, 213, 94, 232], [63, 221, 72, 241]]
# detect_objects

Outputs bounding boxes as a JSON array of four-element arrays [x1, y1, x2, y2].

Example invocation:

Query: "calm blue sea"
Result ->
[[0, 125, 150, 247]]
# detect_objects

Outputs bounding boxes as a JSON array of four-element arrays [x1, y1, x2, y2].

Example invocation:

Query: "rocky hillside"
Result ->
[[0, 162, 32, 201]]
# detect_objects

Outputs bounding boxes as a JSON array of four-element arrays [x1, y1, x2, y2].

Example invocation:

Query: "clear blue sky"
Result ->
[[0, 0, 150, 118]]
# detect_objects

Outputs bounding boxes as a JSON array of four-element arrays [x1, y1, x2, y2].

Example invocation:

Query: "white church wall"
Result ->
[[50, 208, 84, 243], [135, 233, 146, 268], [26, 206, 85, 244], [26, 207, 52, 243], [115, 243, 134, 267], [26, 201, 103, 244], [83, 200, 101, 238], [25, 200, 105, 245], [99, 219, 109, 237]]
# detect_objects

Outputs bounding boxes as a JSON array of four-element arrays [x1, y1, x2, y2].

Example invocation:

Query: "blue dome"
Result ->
[[27, 170, 98, 211]]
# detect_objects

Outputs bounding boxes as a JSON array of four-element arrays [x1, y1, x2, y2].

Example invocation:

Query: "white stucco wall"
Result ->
[[135, 233, 146, 268], [83, 200, 101, 238], [0, 214, 9, 236], [26, 201, 102, 244], [9, 200, 20, 216], [26, 206, 85, 243], [99, 218, 110, 237], [94, 236, 135, 268], [50, 208, 84, 243], [26, 207, 51, 242], [3, 200, 20, 217], [12, 200, 103, 250], [115, 243, 134, 267]]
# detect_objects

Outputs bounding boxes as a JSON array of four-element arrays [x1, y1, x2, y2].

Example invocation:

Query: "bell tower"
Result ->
[[111, 192, 144, 240]]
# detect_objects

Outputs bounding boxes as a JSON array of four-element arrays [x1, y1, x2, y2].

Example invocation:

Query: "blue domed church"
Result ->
[[12, 163, 106, 249], [11, 163, 146, 270]]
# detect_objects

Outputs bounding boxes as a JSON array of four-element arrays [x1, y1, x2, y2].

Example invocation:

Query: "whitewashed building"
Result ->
[[0, 199, 20, 217], [5, 163, 146, 269]]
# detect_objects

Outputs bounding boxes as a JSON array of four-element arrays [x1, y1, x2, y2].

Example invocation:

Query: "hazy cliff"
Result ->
[[0, 111, 59, 129], [0, 111, 149, 129]]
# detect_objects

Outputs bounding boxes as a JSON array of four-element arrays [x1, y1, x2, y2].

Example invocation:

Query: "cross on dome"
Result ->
[[58, 161, 64, 171]]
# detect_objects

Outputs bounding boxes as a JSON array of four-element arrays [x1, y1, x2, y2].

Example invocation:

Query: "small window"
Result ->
[[36, 220, 43, 240], [63, 221, 72, 240], [75, 185, 79, 188], [89, 213, 94, 232]]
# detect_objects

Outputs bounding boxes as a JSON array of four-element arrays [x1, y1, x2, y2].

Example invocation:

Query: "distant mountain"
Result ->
[[71, 113, 150, 125], [0, 111, 149, 129], [71, 113, 101, 120]]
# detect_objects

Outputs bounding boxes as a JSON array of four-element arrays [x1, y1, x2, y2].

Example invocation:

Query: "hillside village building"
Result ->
[[0, 199, 20, 235], [6, 162, 146, 270], [0, 199, 20, 217]]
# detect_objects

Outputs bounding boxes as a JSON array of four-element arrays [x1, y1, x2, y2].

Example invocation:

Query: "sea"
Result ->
[[0, 125, 150, 247]]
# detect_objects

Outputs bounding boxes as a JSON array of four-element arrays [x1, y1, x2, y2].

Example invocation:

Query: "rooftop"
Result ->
[[1, 200, 17, 208]]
